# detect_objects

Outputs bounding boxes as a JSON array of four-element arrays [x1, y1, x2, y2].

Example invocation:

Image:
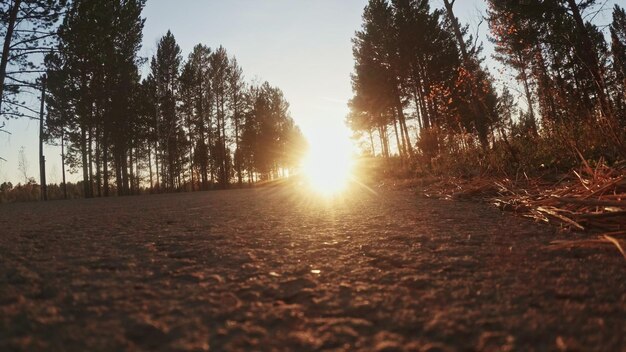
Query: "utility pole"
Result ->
[[39, 74, 47, 201]]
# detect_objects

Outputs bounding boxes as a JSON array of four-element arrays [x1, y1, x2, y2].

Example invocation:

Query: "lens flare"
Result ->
[[299, 127, 355, 196], [301, 148, 353, 196]]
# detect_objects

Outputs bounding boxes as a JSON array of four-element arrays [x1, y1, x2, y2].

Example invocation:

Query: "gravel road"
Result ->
[[0, 185, 624, 351]]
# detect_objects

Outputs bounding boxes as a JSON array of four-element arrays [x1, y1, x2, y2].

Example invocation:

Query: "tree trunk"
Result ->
[[379, 124, 390, 159], [533, 45, 558, 123], [394, 97, 408, 157], [95, 124, 102, 197], [220, 96, 228, 187], [566, 0, 614, 121], [200, 132, 207, 190], [129, 147, 135, 195], [411, 83, 423, 131], [81, 127, 90, 198], [122, 148, 129, 195], [419, 64, 435, 127], [517, 51, 538, 136], [115, 151, 123, 196], [400, 115, 413, 156], [442, 0, 468, 61], [566, 0, 624, 153], [148, 144, 153, 190], [189, 143, 194, 191], [154, 140, 160, 191], [0, 0, 22, 116], [392, 116, 403, 158], [443, 0, 492, 148], [235, 120, 242, 186], [61, 128, 67, 199], [88, 126, 94, 198], [39, 75, 47, 201], [103, 126, 109, 196]]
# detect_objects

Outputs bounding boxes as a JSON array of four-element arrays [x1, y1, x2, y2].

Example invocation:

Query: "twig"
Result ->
[[577, 211, 626, 219], [603, 235, 626, 261], [554, 197, 625, 207], [536, 206, 585, 230]]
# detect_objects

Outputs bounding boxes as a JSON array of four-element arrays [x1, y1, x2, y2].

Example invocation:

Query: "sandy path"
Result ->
[[0, 186, 624, 351]]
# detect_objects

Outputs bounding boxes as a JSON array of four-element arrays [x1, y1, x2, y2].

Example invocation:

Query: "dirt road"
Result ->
[[0, 185, 624, 351]]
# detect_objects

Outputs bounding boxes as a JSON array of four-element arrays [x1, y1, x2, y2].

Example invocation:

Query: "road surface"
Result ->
[[0, 185, 624, 351]]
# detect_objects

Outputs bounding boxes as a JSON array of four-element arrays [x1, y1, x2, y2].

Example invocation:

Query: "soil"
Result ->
[[0, 185, 624, 351]]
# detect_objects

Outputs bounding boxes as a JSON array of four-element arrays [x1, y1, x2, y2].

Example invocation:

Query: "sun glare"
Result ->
[[300, 125, 355, 196]]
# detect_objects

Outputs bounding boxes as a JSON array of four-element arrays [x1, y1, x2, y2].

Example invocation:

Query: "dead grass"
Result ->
[[419, 160, 626, 260]]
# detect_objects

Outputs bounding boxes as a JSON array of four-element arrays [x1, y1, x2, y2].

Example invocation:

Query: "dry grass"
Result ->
[[420, 160, 626, 260]]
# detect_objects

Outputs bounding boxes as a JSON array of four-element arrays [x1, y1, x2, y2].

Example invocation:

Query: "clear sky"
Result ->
[[0, 0, 619, 184]]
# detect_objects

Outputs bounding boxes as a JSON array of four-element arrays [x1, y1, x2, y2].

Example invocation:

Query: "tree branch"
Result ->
[[5, 83, 39, 90], [14, 29, 55, 35], [5, 100, 41, 115], [5, 69, 47, 74], [10, 33, 57, 49], [0, 111, 39, 120], [11, 45, 55, 52], [5, 75, 37, 88], [15, 10, 66, 23], [473, 17, 484, 51], [8, 48, 56, 59]]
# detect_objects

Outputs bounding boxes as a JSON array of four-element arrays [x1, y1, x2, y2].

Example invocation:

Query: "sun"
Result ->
[[299, 126, 355, 196], [301, 146, 353, 196]]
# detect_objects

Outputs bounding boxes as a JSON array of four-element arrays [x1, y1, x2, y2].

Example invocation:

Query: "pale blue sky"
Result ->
[[0, 0, 618, 184]]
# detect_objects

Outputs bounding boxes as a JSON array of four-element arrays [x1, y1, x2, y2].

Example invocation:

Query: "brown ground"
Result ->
[[0, 184, 624, 351]]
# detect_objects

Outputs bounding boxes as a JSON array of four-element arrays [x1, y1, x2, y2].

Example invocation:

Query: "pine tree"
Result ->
[[150, 30, 182, 190], [1, 0, 67, 121], [185, 44, 212, 189], [487, 0, 539, 134], [351, 0, 398, 158], [611, 5, 626, 111], [228, 57, 246, 185], [46, 0, 146, 197], [210, 46, 231, 187], [442, 0, 499, 148]]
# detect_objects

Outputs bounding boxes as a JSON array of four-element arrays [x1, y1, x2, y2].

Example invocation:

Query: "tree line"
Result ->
[[37, 0, 305, 197], [350, 0, 626, 174]]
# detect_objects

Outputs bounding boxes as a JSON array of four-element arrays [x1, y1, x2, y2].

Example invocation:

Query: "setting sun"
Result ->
[[300, 125, 355, 196]]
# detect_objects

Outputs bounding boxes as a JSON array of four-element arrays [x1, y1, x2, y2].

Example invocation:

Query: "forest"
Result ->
[[349, 0, 626, 177], [1, 0, 306, 200], [2, 0, 626, 202]]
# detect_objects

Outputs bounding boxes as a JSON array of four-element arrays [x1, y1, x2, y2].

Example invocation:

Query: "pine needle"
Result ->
[[603, 235, 626, 261]]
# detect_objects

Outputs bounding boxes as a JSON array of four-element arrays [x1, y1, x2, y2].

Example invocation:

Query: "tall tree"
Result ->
[[228, 57, 246, 185], [150, 30, 182, 190], [184, 44, 212, 189], [46, 0, 146, 197], [351, 0, 398, 158], [487, 0, 539, 134], [565, 0, 614, 125], [611, 5, 626, 110], [210, 46, 230, 186], [1, 0, 66, 121], [442, 0, 498, 148]]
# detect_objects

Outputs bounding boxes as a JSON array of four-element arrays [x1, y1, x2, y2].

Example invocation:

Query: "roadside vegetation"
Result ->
[[349, 0, 626, 249]]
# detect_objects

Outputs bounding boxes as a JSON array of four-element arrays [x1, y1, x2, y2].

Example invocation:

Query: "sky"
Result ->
[[0, 0, 619, 184]]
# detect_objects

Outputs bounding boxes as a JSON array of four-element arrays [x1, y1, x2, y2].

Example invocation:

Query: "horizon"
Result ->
[[0, 0, 619, 185]]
